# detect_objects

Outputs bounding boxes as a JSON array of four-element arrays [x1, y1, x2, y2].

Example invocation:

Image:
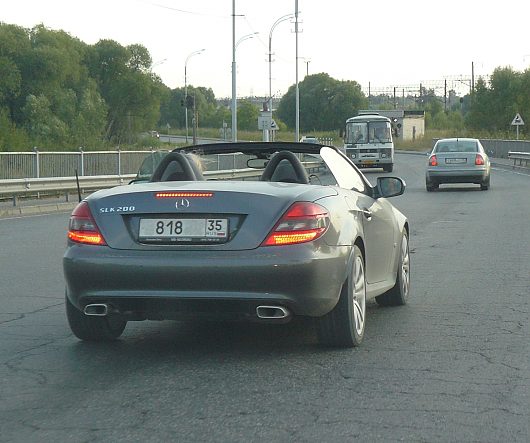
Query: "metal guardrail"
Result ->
[[0, 161, 323, 206], [0, 175, 137, 206], [507, 151, 530, 167]]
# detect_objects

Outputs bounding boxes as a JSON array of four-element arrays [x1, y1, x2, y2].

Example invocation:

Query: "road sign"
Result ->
[[258, 111, 273, 130], [511, 113, 525, 126]]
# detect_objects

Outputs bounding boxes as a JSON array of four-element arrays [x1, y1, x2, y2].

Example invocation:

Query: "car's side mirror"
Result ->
[[375, 177, 405, 198]]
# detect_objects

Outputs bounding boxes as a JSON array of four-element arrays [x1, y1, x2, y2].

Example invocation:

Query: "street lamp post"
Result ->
[[268, 14, 294, 115], [184, 49, 205, 144], [231, 32, 258, 143]]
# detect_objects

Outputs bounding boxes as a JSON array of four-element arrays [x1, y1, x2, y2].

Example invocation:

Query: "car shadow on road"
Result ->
[[429, 185, 484, 192], [67, 302, 393, 359]]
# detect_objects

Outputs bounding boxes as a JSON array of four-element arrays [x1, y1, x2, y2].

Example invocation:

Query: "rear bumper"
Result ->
[[355, 159, 393, 168], [426, 168, 489, 184], [64, 243, 350, 320]]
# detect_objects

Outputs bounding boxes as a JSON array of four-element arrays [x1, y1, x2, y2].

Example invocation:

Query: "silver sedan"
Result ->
[[426, 138, 491, 191]]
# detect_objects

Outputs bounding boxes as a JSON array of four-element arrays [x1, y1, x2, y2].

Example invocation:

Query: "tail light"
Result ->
[[475, 154, 485, 165], [261, 202, 329, 246], [429, 155, 438, 166], [67, 201, 107, 246]]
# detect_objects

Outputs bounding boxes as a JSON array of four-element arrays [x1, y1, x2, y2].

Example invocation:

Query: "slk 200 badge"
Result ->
[[99, 206, 136, 213]]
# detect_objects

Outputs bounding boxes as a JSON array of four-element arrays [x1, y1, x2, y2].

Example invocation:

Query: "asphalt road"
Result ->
[[0, 154, 528, 442]]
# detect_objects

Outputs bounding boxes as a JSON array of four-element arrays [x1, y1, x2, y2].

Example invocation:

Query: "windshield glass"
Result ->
[[136, 151, 169, 181], [320, 146, 366, 192], [368, 121, 392, 143], [136, 141, 375, 196], [346, 122, 368, 144], [434, 140, 478, 153]]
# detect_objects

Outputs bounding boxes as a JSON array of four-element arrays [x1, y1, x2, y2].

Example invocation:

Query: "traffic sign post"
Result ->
[[511, 113, 525, 140]]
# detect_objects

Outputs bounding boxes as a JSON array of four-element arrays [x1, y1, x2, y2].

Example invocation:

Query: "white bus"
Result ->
[[344, 113, 394, 172]]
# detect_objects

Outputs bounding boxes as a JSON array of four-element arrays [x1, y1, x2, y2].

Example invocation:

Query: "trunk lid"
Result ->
[[87, 181, 337, 251]]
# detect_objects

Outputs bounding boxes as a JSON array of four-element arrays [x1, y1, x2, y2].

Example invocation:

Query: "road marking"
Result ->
[[492, 166, 530, 177]]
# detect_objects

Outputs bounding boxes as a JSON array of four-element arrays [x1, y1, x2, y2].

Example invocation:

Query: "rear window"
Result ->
[[435, 140, 478, 153]]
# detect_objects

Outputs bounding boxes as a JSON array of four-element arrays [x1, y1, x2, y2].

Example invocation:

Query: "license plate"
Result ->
[[446, 158, 466, 164], [361, 160, 375, 164], [139, 218, 228, 241]]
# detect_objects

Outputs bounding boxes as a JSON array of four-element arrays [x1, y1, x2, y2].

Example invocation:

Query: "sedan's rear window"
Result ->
[[435, 140, 478, 153]]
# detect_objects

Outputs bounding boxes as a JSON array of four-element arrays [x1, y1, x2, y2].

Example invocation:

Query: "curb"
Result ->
[[0, 201, 77, 219]]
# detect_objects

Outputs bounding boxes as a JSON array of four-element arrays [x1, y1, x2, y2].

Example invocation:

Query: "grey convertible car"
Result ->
[[63, 142, 410, 347]]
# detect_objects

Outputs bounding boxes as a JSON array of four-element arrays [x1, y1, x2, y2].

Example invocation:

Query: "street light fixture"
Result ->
[[151, 58, 167, 69], [184, 49, 205, 143], [231, 32, 258, 142]]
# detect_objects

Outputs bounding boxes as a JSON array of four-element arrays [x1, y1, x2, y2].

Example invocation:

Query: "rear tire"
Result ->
[[376, 231, 410, 306], [317, 245, 366, 347], [426, 181, 438, 192], [480, 179, 490, 191], [66, 294, 127, 341]]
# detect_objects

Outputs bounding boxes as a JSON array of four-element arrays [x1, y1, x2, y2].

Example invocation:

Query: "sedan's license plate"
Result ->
[[139, 218, 228, 242], [446, 158, 466, 164]]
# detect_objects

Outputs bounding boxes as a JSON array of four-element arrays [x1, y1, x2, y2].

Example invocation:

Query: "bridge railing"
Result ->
[[0, 148, 161, 180]]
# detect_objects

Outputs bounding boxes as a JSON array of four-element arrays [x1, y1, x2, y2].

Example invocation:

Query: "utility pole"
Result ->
[[192, 96, 198, 145], [231, 0, 236, 142], [471, 61, 475, 94], [295, 0, 300, 142], [444, 79, 447, 112]]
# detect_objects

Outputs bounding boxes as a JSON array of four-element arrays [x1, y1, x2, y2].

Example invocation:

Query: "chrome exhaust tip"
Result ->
[[84, 303, 108, 316], [256, 305, 290, 320]]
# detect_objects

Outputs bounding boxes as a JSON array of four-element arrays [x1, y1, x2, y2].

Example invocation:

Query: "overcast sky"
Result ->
[[3, 0, 530, 99]]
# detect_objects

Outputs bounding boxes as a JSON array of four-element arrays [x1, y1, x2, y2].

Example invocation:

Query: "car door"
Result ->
[[355, 194, 395, 284], [320, 146, 396, 284]]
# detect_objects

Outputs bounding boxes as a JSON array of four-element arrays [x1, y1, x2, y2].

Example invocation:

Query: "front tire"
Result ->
[[66, 294, 127, 341], [383, 164, 394, 173], [317, 245, 366, 347], [376, 231, 410, 306]]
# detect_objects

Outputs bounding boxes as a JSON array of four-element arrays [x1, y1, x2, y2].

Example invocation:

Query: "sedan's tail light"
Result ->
[[475, 154, 485, 165], [67, 201, 107, 246], [429, 155, 438, 166], [261, 202, 329, 246]]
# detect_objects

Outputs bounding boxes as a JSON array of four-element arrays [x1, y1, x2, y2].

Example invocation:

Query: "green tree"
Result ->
[[466, 68, 524, 135], [277, 73, 367, 131], [0, 56, 22, 115], [22, 93, 68, 148], [237, 99, 259, 131], [70, 79, 108, 148], [88, 40, 163, 142], [0, 107, 29, 151]]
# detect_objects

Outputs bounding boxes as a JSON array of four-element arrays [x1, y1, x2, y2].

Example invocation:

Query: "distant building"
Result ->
[[359, 110, 425, 141]]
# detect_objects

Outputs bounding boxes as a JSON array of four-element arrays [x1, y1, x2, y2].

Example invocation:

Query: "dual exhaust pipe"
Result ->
[[84, 303, 291, 321]]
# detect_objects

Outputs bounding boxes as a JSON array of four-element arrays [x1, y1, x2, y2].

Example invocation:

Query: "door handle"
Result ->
[[361, 209, 372, 221]]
